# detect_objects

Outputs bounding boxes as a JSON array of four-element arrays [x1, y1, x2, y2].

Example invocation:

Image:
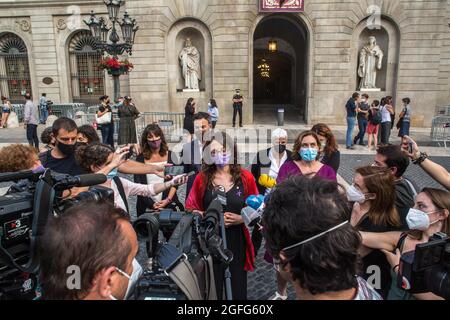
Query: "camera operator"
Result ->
[[38, 200, 141, 300], [0, 144, 43, 173], [262, 176, 382, 300], [39, 117, 84, 176], [359, 188, 449, 300], [185, 132, 258, 300], [75, 143, 188, 213]]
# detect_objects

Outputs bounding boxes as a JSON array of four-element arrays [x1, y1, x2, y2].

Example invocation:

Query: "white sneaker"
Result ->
[[269, 291, 288, 300]]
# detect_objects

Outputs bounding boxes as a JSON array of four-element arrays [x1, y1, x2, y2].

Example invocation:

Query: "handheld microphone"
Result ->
[[258, 174, 277, 189], [212, 185, 227, 206], [53, 174, 107, 191], [245, 195, 265, 210]]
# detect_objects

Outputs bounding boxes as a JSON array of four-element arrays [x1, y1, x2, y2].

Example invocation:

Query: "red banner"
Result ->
[[260, 0, 304, 12]]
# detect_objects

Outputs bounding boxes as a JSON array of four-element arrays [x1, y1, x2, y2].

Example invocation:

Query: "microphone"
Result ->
[[0, 170, 42, 183], [212, 185, 227, 206], [258, 174, 277, 189], [53, 174, 107, 191], [245, 195, 265, 210]]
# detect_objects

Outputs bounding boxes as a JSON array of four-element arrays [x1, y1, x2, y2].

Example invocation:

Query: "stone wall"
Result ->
[[0, 0, 449, 127]]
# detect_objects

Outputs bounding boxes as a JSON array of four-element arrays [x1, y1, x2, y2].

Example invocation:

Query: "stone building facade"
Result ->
[[0, 0, 449, 127]]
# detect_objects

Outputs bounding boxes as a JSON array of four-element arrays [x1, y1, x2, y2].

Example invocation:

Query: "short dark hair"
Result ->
[[377, 144, 410, 178], [77, 125, 100, 144], [372, 100, 380, 107], [24, 93, 31, 100], [194, 111, 211, 124], [362, 93, 369, 99], [262, 176, 361, 295], [352, 92, 360, 99], [40, 127, 53, 145], [75, 143, 114, 173], [52, 117, 77, 137], [402, 97, 411, 105], [38, 201, 131, 300], [42, 93, 47, 97], [99, 95, 109, 101]]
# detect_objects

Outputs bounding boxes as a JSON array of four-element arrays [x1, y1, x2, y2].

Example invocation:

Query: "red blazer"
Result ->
[[185, 169, 258, 272]]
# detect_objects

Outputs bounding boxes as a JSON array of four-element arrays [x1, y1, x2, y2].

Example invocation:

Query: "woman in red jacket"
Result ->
[[185, 132, 258, 300]]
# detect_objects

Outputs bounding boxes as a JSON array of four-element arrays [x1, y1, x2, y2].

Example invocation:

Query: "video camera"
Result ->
[[398, 232, 450, 299], [0, 169, 111, 300], [131, 188, 233, 300]]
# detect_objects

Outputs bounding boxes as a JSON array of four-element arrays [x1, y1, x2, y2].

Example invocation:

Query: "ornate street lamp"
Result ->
[[84, 0, 139, 101]]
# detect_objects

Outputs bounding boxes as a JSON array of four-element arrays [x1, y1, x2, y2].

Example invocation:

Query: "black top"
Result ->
[[134, 152, 183, 216], [395, 178, 417, 227], [183, 105, 195, 134], [251, 148, 292, 195], [181, 140, 203, 199], [358, 216, 408, 299], [39, 150, 84, 176], [358, 102, 370, 120], [203, 183, 248, 300], [233, 94, 243, 108], [346, 98, 357, 118], [321, 150, 341, 173]]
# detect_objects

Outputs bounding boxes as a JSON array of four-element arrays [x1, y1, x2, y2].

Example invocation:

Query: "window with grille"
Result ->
[[69, 30, 105, 106], [0, 33, 32, 104]]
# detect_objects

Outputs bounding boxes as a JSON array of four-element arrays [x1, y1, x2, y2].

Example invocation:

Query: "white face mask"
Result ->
[[406, 208, 441, 231], [346, 185, 367, 203], [109, 259, 143, 300]]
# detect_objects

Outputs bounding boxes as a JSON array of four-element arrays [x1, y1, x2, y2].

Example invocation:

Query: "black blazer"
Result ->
[[321, 150, 340, 173], [134, 151, 182, 216], [180, 140, 203, 199], [251, 148, 293, 195]]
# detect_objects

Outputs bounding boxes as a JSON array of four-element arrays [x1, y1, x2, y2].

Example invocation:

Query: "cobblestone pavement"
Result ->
[[0, 126, 448, 300]]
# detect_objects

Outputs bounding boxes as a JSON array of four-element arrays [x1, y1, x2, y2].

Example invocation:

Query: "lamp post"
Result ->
[[84, 0, 138, 101]]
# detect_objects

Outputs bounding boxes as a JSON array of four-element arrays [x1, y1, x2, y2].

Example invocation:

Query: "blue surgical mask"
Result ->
[[300, 148, 318, 162], [107, 168, 118, 180]]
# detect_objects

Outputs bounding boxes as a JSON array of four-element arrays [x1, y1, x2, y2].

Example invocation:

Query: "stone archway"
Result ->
[[252, 15, 310, 124]]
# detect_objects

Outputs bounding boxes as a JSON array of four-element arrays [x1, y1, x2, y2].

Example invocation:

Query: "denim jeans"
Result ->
[[40, 108, 48, 124], [355, 118, 368, 145], [26, 124, 39, 149], [346, 117, 356, 147], [100, 125, 110, 145]]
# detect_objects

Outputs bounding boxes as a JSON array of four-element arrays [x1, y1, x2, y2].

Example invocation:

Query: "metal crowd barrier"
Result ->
[[135, 112, 185, 143], [11, 104, 24, 122], [49, 103, 87, 119], [436, 105, 450, 116], [430, 116, 450, 148]]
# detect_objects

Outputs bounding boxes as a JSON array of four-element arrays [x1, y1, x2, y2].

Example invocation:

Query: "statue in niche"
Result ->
[[179, 38, 201, 90], [358, 36, 384, 90]]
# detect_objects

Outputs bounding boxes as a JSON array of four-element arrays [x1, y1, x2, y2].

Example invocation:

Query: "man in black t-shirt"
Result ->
[[39, 117, 84, 176], [354, 93, 370, 146], [232, 89, 243, 128]]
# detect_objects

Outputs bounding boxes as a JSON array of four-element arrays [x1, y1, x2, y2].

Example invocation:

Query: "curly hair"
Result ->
[[140, 124, 168, 159], [77, 125, 100, 144], [202, 131, 242, 190], [75, 143, 114, 173], [262, 176, 361, 295], [40, 127, 54, 145], [0, 144, 39, 172]]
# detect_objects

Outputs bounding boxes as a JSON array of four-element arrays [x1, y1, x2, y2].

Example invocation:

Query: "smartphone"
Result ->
[[408, 142, 413, 154], [125, 146, 134, 160], [164, 165, 185, 176]]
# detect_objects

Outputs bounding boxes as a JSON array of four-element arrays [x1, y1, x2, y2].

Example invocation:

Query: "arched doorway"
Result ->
[[253, 15, 309, 124], [0, 33, 32, 104], [68, 30, 105, 106]]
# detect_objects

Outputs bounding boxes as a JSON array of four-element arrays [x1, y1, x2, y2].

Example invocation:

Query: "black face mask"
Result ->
[[57, 140, 76, 157], [274, 144, 286, 154]]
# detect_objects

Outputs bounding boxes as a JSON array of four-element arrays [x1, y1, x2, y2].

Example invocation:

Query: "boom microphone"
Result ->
[[53, 174, 107, 191]]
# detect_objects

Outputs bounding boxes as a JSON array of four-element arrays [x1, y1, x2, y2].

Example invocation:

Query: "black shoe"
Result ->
[[359, 143, 366, 146], [239, 125, 243, 128], [346, 146, 355, 150]]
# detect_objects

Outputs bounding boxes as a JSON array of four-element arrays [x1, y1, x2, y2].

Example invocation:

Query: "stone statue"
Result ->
[[179, 38, 201, 90], [358, 36, 384, 90]]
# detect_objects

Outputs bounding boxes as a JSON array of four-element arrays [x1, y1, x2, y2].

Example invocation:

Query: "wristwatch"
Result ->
[[412, 152, 429, 165]]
